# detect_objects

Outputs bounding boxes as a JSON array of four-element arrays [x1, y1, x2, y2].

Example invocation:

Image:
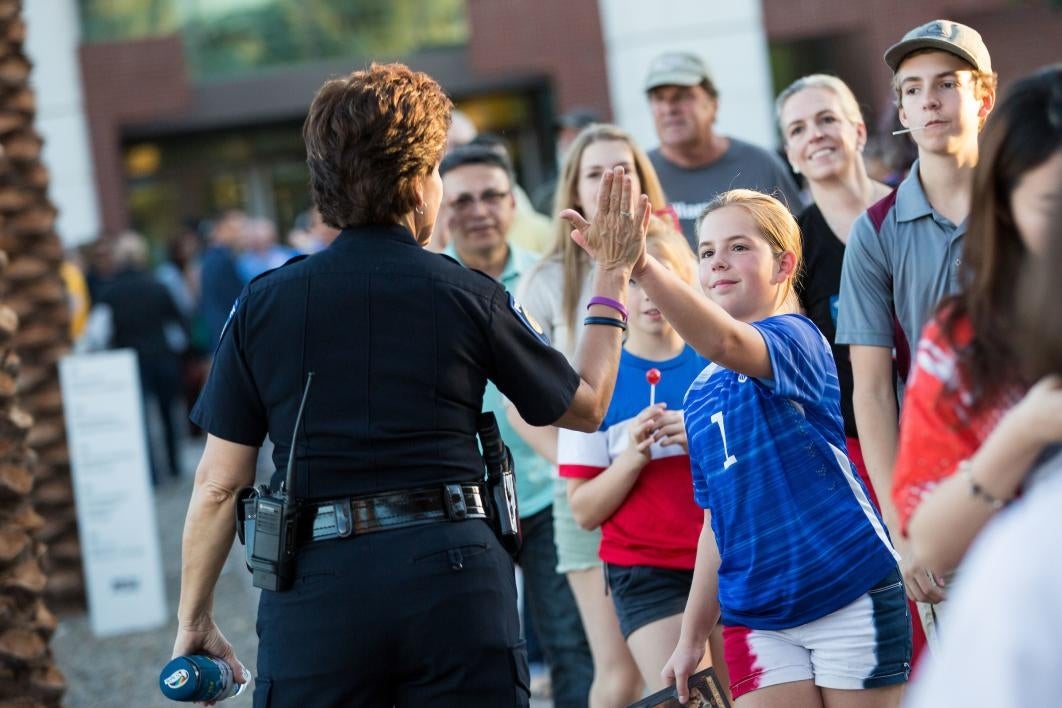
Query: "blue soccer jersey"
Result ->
[[684, 314, 898, 630]]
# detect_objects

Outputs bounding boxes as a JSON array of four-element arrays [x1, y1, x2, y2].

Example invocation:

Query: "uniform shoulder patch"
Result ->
[[509, 293, 550, 346]]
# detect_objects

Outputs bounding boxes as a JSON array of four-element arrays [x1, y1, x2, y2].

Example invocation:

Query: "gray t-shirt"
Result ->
[[649, 137, 802, 247]]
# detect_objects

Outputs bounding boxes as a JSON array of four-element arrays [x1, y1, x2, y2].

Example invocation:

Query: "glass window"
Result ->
[[80, 0, 468, 81], [123, 122, 310, 245]]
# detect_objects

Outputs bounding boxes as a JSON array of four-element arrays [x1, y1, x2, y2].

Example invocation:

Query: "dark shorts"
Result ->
[[605, 563, 693, 639]]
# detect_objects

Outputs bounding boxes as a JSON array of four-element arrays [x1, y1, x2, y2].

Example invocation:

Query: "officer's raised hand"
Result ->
[[561, 166, 651, 274]]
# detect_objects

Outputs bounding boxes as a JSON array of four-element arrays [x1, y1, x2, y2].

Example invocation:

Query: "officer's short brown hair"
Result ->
[[303, 62, 453, 229]]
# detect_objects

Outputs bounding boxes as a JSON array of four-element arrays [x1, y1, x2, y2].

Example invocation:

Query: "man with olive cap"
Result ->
[[644, 51, 802, 245]]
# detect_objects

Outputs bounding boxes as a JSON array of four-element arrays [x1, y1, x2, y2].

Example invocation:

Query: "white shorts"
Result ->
[[723, 568, 911, 700]]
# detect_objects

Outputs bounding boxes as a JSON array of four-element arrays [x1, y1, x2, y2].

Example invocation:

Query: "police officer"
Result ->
[[170, 62, 651, 707]]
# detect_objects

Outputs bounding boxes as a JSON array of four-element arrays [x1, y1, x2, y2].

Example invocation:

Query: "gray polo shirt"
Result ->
[[836, 160, 966, 389]]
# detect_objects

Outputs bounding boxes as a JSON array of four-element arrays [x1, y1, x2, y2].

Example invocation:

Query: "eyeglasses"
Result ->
[[447, 190, 511, 212]]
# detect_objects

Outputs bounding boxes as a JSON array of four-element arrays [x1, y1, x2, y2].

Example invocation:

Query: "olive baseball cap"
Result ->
[[884, 19, 992, 74], [645, 52, 712, 91]]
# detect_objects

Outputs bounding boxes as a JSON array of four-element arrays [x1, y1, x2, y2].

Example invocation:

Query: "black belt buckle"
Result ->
[[443, 483, 467, 520]]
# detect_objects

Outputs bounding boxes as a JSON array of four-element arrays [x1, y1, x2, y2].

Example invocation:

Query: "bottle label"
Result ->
[[160, 655, 244, 702], [211, 659, 239, 700], [163, 668, 191, 690]]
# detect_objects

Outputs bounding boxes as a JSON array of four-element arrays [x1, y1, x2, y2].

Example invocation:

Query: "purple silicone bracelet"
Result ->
[[587, 296, 628, 322]]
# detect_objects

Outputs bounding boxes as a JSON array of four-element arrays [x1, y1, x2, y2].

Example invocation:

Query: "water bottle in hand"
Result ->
[[159, 654, 247, 702]]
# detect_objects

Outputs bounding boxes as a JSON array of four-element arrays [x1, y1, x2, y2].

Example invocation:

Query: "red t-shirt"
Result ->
[[560, 447, 702, 569], [892, 313, 1021, 534]]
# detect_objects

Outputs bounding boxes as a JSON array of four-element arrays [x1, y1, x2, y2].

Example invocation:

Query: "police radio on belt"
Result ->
[[235, 372, 315, 592]]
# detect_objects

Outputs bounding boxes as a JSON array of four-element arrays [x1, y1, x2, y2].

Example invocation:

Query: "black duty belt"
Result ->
[[302, 483, 489, 543]]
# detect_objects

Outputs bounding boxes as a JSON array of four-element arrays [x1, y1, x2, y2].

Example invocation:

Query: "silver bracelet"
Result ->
[[958, 459, 1010, 511]]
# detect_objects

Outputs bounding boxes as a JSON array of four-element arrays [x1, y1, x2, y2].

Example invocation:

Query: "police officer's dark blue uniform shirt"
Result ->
[[191, 224, 580, 501]]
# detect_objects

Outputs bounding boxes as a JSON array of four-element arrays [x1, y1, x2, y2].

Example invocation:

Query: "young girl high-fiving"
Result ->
[[566, 188, 911, 707]]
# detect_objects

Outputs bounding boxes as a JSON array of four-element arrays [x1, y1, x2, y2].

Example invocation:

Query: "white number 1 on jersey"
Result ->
[[710, 412, 738, 469]]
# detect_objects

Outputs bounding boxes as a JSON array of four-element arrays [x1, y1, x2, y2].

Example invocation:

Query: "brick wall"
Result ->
[[79, 36, 191, 233], [965, 3, 1062, 92], [467, 0, 612, 119], [763, 0, 1062, 126]]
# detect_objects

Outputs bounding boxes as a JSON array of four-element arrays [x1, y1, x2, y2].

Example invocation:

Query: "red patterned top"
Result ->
[[892, 312, 1022, 534]]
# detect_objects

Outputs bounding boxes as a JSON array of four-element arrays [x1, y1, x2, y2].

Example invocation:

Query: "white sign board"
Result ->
[[59, 349, 167, 637]]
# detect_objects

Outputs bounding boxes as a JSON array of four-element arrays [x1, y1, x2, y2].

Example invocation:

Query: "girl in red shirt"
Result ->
[[893, 66, 1062, 589]]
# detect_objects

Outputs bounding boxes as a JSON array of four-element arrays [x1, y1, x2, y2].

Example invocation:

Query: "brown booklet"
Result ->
[[628, 667, 731, 708]]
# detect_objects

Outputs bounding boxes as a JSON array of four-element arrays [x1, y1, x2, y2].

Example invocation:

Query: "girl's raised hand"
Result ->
[[561, 166, 651, 274]]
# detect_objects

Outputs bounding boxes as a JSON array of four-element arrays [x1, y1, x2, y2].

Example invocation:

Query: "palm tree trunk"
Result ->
[[0, 263, 65, 704], [0, 0, 83, 612], [0, 0, 78, 703]]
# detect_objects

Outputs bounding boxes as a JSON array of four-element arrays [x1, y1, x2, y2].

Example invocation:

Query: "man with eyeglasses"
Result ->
[[440, 145, 595, 707], [441, 146, 528, 283]]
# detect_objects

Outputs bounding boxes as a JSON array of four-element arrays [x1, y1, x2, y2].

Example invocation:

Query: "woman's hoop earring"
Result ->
[[415, 204, 425, 215]]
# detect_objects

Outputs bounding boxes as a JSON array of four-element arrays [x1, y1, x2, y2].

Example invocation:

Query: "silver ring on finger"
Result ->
[[620, 210, 632, 218]]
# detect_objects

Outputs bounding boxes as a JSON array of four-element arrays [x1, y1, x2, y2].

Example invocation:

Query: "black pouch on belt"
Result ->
[[478, 411, 521, 556]]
